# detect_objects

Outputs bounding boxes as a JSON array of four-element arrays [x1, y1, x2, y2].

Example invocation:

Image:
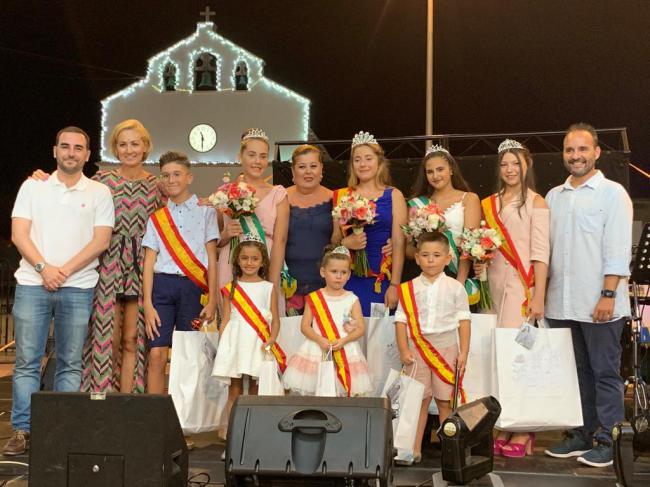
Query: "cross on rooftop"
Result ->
[[200, 6, 216, 22]]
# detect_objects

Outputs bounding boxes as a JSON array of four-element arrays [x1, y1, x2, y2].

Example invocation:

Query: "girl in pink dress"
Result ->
[[216, 129, 289, 315], [476, 139, 550, 458]]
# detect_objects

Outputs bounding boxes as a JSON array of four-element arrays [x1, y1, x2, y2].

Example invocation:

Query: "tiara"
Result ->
[[242, 128, 269, 141], [498, 139, 524, 153], [425, 144, 451, 157], [351, 131, 378, 148], [330, 246, 351, 257], [240, 233, 265, 244]]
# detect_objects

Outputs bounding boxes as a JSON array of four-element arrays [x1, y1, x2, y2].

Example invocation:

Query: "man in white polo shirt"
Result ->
[[3, 127, 114, 456]]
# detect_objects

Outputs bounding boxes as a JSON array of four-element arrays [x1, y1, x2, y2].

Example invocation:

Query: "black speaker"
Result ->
[[225, 396, 393, 486], [30, 392, 188, 487], [438, 396, 502, 485]]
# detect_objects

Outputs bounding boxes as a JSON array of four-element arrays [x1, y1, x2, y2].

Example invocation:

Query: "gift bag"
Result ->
[[258, 353, 285, 396], [382, 365, 425, 451], [315, 348, 337, 397], [462, 313, 497, 402], [168, 326, 228, 434], [365, 310, 402, 396], [494, 327, 583, 432]]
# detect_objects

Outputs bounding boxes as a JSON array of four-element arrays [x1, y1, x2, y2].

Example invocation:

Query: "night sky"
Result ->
[[2, 0, 649, 239]]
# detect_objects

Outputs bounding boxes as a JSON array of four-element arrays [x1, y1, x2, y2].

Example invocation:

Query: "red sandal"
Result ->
[[502, 433, 535, 458], [493, 438, 508, 456]]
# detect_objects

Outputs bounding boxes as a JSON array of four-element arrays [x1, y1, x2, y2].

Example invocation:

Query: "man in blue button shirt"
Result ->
[[544, 123, 633, 467]]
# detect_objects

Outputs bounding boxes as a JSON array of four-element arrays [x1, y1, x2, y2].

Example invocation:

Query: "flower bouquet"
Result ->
[[208, 181, 259, 256], [459, 222, 502, 309], [332, 193, 377, 277], [401, 202, 447, 241]]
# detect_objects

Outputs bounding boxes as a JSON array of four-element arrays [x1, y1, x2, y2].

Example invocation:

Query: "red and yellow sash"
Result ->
[[481, 195, 535, 315], [306, 290, 352, 396], [332, 187, 392, 293], [398, 280, 466, 404], [222, 282, 287, 372], [151, 207, 209, 305]]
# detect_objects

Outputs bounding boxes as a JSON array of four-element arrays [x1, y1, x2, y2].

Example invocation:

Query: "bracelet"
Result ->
[[389, 282, 399, 288]]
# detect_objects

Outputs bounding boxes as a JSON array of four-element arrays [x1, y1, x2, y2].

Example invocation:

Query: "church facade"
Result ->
[[100, 21, 310, 164]]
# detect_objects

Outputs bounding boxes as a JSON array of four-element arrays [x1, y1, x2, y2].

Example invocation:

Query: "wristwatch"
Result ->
[[34, 262, 46, 273], [601, 289, 616, 298]]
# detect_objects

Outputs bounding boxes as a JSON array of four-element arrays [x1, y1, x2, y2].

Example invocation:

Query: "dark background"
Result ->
[[2, 0, 649, 239]]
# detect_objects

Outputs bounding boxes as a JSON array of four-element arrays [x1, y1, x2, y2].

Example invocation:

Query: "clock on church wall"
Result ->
[[99, 19, 310, 165], [189, 124, 217, 152]]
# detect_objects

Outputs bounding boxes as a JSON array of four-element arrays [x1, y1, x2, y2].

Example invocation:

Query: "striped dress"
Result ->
[[81, 170, 162, 393]]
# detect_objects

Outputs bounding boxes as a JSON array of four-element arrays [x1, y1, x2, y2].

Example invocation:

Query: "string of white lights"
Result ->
[[100, 22, 310, 163]]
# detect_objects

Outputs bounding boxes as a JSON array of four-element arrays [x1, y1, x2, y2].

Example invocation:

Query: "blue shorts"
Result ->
[[149, 273, 203, 348]]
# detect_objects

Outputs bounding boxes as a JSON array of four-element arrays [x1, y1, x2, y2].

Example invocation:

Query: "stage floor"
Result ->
[[185, 431, 650, 487], [0, 374, 648, 486]]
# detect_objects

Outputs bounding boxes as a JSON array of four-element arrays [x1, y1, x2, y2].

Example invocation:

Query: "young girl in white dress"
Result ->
[[213, 235, 281, 409], [283, 245, 373, 397]]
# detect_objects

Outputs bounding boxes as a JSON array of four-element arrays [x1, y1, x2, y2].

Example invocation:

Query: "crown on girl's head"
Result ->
[[498, 139, 524, 153], [351, 131, 378, 148], [242, 128, 269, 141], [240, 233, 265, 245], [425, 144, 451, 157], [330, 246, 351, 257]]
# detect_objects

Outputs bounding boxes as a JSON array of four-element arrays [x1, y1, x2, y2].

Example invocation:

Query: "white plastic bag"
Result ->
[[168, 327, 228, 434], [382, 365, 425, 451], [365, 311, 402, 396], [462, 313, 497, 402], [494, 327, 583, 432], [315, 348, 337, 397], [258, 352, 285, 396]]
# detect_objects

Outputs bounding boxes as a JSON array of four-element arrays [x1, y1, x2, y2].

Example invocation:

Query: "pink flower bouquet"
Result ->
[[332, 194, 377, 277]]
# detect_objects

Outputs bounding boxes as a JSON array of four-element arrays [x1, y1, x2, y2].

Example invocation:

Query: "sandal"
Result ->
[[493, 438, 508, 456], [502, 433, 535, 458]]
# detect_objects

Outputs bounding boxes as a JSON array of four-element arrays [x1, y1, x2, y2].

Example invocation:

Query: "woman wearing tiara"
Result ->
[[216, 128, 289, 315], [475, 139, 550, 458], [332, 131, 407, 316], [407, 146, 481, 301]]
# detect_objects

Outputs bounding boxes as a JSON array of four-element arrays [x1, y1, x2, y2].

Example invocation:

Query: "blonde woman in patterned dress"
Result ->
[[31, 119, 163, 393]]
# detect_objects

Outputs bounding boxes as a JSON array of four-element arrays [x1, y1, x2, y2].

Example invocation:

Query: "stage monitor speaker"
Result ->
[[438, 396, 502, 485], [30, 392, 188, 487], [225, 395, 393, 487]]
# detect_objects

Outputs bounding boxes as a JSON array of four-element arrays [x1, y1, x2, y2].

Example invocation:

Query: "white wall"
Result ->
[[100, 23, 309, 163], [103, 85, 307, 163]]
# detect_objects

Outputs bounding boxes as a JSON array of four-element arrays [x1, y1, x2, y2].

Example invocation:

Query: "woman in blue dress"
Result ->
[[332, 132, 407, 316], [285, 145, 333, 315]]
